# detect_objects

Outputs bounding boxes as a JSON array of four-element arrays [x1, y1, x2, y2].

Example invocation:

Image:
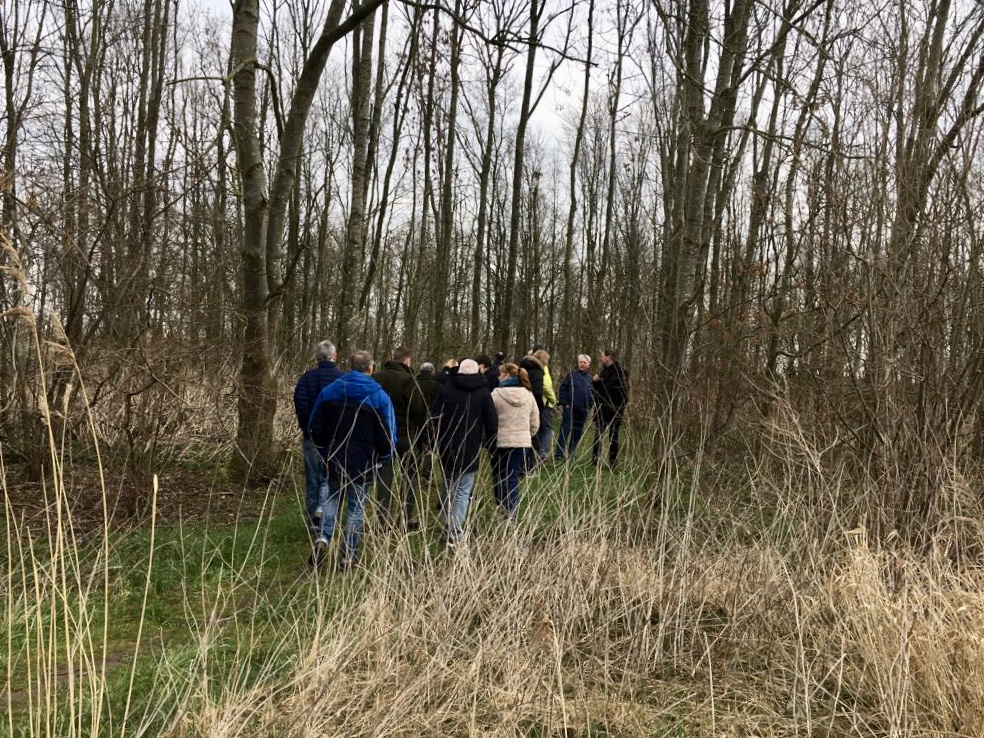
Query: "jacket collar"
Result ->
[[452, 373, 489, 391], [335, 370, 382, 398], [383, 359, 412, 374]]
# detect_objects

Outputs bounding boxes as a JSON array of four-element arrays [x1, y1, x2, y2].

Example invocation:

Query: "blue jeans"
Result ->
[[303, 437, 327, 528], [555, 406, 588, 460], [320, 479, 372, 564], [493, 448, 527, 520], [534, 407, 554, 462], [440, 471, 477, 543]]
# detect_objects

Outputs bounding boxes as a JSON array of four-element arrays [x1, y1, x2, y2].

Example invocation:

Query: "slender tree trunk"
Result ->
[[336, 3, 377, 354], [362, 2, 412, 313], [560, 0, 593, 361], [499, 0, 540, 354], [433, 0, 463, 358]]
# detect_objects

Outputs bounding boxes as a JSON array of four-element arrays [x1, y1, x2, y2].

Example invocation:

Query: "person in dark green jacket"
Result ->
[[373, 346, 428, 531]]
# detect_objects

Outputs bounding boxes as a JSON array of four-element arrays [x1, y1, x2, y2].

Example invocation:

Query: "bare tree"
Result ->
[[650, 0, 755, 414], [228, 0, 386, 476]]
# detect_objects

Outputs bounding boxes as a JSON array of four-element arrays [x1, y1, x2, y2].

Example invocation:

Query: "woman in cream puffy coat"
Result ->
[[491, 363, 540, 521]]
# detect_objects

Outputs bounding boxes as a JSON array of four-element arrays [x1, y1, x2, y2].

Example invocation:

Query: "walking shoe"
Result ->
[[338, 559, 362, 572], [307, 539, 329, 569], [405, 518, 421, 533]]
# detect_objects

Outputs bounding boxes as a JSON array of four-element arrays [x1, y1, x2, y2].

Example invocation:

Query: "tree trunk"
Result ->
[[433, 0, 463, 358], [336, 2, 377, 354], [499, 0, 540, 354]]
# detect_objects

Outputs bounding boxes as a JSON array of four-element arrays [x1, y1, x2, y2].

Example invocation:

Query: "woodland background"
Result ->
[[3, 0, 984, 539]]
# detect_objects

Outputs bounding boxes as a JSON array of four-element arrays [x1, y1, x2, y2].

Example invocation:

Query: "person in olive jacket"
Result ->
[[373, 346, 428, 530], [592, 349, 629, 469], [431, 359, 498, 546]]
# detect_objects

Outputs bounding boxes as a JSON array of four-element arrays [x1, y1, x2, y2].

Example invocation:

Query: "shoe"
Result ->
[[405, 518, 421, 533], [307, 539, 329, 569], [338, 559, 362, 572]]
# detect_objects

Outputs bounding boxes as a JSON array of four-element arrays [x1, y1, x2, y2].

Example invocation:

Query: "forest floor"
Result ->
[[2, 461, 276, 539]]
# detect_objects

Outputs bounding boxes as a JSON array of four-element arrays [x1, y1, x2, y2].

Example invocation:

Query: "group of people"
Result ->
[[292, 342, 629, 569]]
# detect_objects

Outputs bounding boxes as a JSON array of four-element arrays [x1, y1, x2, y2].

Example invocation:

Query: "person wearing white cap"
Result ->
[[431, 359, 498, 546]]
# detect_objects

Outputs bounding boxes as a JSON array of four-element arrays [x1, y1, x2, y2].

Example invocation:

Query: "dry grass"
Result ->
[[159, 439, 984, 738], [7, 406, 984, 736]]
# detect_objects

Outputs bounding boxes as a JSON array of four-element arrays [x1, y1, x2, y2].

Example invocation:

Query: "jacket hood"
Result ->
[[332, 371, 383, 401], [451, 373, 490, 392], [495, 385, 530, 407], [521, 355, 543, 370]]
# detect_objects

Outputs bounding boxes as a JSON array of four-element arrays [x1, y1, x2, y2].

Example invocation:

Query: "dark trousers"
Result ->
[[555, 406, 588, 460], [592, 411, 623, 467], [492, 448, 527, 520], [376, 448, 420, 526]]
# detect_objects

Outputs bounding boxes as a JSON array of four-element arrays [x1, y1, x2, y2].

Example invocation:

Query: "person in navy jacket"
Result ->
[[293, 341, 344, 534], [554, 354, 595, 461], [307, 351, 396, 569]]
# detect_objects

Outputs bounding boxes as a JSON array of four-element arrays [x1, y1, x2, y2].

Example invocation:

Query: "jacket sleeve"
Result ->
[[293, 375, 309, 431], [528, 396, 540, 437], [542, 368, 557, 407], [482, 392, 498, 452], [614, 368, 629, 408], [431, 387, 446, 441], [558, 373, 571, 406], [529, 370, 544, 407], [378, 392, 398, 457], [307, 385, 332, 446], [406, 375, 428, 430]]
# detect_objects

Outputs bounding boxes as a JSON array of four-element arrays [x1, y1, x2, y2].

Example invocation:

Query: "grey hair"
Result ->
[[577, 354, 591, 364], [350, 350, 374, 373], [315, 340, 336, 361], [419, 362, 435, 374]]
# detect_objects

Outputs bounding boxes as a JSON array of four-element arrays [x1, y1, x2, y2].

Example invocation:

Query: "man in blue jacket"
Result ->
[[293, 341, 344, 535], [554, 354, 594, 461], [307, 351, 396, 569]]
